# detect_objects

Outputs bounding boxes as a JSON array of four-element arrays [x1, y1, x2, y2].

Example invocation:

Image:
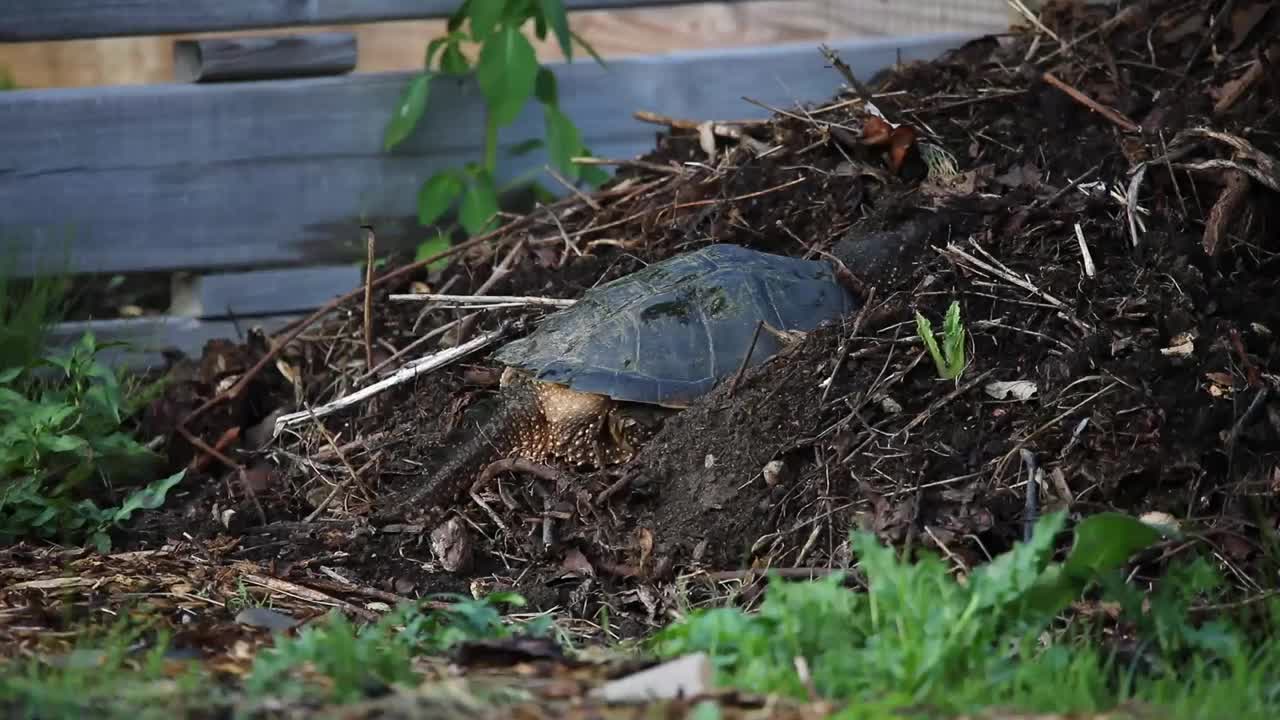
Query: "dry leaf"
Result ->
[[697, 121, 717, 160], [1205, 371, 1235, 398], [1160, 332, 1195, 357], [984, 380, 1039, 401]]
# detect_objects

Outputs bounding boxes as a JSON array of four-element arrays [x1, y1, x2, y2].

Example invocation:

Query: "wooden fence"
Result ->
[[0, 1, 982, 367]]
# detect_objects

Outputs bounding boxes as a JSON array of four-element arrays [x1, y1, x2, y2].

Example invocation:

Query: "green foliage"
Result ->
[[383, 1, 612, 260], [915, 299, 966, 380], [649, 512, 1278, 718], [246, 592, 552, 704], [0, 255, 70, 374], [0, 329, 184, 551], [1, 622, 214, 720]]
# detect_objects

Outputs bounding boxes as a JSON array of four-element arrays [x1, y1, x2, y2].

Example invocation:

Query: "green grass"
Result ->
[[651, 514, 1280, 719], [1, 593, 551, 719], [0, 620, 219, 720], [5, 514, 1277, 718], [1, 257, 183, 551]]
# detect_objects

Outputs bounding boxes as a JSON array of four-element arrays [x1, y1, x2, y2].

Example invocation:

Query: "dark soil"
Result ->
[[13, 0, 1278, 648]]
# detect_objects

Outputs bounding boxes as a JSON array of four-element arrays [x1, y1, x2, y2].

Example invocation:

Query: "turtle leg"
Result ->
[[523, 379, 626, 469], [375, 378, 547, 526]]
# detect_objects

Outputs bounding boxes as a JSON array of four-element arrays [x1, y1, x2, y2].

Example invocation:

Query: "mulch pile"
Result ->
[[5, 0, 1280, 688]]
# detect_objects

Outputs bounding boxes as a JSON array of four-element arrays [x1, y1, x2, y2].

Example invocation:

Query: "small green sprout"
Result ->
[[915, 300, 966, 380]]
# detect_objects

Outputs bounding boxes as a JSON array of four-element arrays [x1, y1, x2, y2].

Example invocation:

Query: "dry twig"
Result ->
[[273, 327, 507, 437], [1041, 72, 1140, 133]]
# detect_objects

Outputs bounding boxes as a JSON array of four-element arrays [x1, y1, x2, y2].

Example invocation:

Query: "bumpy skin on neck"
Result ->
[[376, 374, 641, 527]]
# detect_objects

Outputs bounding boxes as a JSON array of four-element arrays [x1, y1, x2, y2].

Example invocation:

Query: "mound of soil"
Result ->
[[27, 0, 1275, 641]]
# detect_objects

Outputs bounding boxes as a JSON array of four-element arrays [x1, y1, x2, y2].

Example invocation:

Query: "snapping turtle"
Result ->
[[384, 215, 942, 526]]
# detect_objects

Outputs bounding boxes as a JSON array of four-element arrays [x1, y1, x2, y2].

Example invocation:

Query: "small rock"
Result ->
[[1139, 511, 1181, 537], [589, 652, 713, 702], [235, 607, 299, 633], [762, 460, 787, 486], [878, 395, 903, 414], [704, 453, 716, 469]]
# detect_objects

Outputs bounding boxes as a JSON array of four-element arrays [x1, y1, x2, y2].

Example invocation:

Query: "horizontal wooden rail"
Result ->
[[0, 33, 973, 278], [173, 33, 358, 83], [0, 0, 751, 42]]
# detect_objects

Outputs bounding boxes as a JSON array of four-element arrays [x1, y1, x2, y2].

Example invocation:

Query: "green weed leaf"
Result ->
[[967, 511, 1066, 614], [507, 138, 544, 157], [447, 1, 471, 32], [942, 300, 965, 377], [415, 233, 453, 272], [467, 0, 504, 41], [539, 0, 574, 60], [1062, 512, 1164, 581], [915, 311, 947, 378], [440, 43, 469, 74], [571, 29, 606, 66], [384, 74, 431, 150], [112, 470, 185, 524], [39, 434, 86, 454], [477, 26, 538, 127], [535, 66, 558, 106], [417, 171, 465, 226], [544, 104, 584, 180], [459, 171, 500, 235], [425, 36, 449, 67]]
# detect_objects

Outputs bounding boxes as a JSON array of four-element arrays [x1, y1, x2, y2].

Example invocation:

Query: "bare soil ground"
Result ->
[[5, 0, 1280, 712]]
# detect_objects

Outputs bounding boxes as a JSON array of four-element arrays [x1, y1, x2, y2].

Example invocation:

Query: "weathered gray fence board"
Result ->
[[174, 33, 357, 83], [168, 265, 363, 318], [0, 34, 972, 278], [49, 315, 302, 368], [0, 0, 747, 42]]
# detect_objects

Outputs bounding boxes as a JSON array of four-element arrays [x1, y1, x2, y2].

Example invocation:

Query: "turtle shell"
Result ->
[[492, 244, 859, 408]]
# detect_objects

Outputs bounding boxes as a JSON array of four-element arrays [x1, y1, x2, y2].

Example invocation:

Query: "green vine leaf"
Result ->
[[539, 0, 573, 61], [506, 138, 544, 157], [571, 29, 606, 66], [535, 67, 558, 106], [447, 0, 471, 32], [477, 26, 538, 127], [467, 0, 505, 42], [383, 74, 431, 151], [544, 104, 584, 180], [415, 232, 453, 272], [426, 31, 467, 70], [417, 171, 465, 226], [459, 171, 500, 235], [442, 42, 469, 74]]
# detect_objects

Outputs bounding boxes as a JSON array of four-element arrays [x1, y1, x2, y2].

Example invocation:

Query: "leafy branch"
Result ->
[[383, 0, 610, 263], [915, 300, 966, 380]]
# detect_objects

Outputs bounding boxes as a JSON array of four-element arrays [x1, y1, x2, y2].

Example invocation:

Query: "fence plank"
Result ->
[[173, 33, 357, 83], [0, 34, 972, 277], [48, 315, 302, 368], [168, 265, 363, 318], [0, 0, 744, 42]]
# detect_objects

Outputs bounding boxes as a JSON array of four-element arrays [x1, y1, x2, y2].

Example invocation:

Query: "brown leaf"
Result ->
[[636, 527, 655, 572], [887, 126, 918, 175], [861, 115, 893, 145]]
